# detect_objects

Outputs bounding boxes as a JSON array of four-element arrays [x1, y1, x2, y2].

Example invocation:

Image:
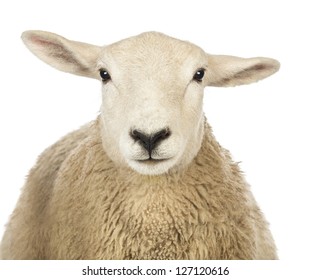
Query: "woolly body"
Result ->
[[1, 118, 276, 259]]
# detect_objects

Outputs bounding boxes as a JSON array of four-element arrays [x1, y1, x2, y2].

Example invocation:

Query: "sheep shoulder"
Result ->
[[0, 120, 95, 259]]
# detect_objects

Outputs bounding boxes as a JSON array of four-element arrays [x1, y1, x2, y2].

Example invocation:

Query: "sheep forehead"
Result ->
[[101, 32, 206, 74]]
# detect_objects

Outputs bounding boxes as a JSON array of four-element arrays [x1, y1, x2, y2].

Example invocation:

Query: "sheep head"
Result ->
[[21, 31, 280, 175]]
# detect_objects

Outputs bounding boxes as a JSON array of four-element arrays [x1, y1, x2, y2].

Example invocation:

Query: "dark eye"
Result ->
[[193, 68, 205, 82], [99, 69, 111, 82]]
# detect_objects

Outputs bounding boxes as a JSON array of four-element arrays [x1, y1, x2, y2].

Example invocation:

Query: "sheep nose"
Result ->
[[130, 128, 171, 157]]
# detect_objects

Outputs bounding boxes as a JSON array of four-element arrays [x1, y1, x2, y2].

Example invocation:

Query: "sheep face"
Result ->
[[98, 33, 207, 175], [21, 31, 280, 175]]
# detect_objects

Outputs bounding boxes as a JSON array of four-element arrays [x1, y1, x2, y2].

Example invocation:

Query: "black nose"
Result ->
[[130, 128, 171, 157]]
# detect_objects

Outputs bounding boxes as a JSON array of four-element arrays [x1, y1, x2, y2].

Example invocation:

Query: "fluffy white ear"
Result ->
[[206, 54, 280, 87], [21, 30, 102, 79]]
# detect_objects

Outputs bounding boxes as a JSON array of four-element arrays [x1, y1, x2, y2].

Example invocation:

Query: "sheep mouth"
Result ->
[[136, 158, 171, 164], [128, 156, 177, 175], [134, 155, 176, 165]]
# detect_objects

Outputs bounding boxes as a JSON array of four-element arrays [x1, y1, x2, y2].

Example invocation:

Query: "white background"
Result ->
[[0, 0, 310, 267]]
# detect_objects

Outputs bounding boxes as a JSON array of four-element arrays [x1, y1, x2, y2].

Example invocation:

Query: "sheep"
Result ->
[[0, 31, 280, 260]]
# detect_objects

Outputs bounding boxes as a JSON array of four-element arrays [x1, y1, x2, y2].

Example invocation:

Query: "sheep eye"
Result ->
[[99, 69, 111, 82], [193, 68, 205, 82]]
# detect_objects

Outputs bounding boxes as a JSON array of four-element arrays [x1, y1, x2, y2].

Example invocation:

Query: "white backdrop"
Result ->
[[0, 0, 310, 263]]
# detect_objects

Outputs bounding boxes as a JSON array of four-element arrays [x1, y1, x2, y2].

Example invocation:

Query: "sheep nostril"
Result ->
[[151, 128, 171, 144], [130, 129, 141, 141]]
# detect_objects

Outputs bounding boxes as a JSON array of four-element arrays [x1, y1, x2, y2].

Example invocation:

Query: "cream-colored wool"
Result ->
[[0, 31, 279, 259]]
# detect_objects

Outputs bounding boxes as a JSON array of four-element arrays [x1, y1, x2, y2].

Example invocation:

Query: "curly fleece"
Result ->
[[0, 118, 277, 259]]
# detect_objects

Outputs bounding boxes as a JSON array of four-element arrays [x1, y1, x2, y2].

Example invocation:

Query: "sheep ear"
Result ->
[[21, 30, 101, 79], [206, 54, 280, 87]]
